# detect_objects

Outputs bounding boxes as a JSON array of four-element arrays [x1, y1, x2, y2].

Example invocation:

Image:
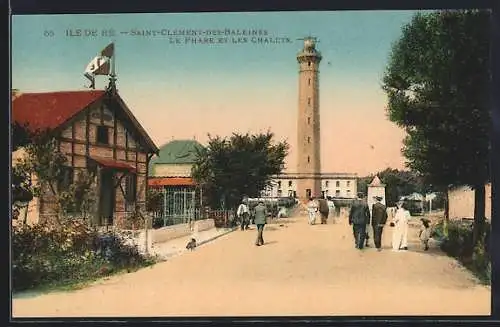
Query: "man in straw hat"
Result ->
[[371, 195, 388, 251]]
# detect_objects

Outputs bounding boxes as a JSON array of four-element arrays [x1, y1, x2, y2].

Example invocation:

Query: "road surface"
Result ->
[[12, 214, 490, 317]]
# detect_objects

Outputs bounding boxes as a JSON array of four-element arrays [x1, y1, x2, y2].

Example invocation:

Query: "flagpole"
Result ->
[[111, 39, 116, 77], [108, 40, 117, 92]]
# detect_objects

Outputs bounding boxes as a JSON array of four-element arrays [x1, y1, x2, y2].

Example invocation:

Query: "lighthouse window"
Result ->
[[307, 136, 311, 143], [307, 97, 311, 105], [307, 156, 310, 163], [307, 117, 311, 124]]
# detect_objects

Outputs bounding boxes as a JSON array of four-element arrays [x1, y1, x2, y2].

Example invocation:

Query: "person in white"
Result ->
[[237, 199, 250, 231], [327, 196, 336, 223], [391, 200, 411, 251], [307, 197, 319, 225]]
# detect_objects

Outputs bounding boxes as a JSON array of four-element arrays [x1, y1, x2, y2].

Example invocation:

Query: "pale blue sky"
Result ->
[[11, 11, 435, 175]]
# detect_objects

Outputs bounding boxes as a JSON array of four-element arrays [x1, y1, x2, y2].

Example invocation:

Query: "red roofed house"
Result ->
[[12, 88, 159, 227]]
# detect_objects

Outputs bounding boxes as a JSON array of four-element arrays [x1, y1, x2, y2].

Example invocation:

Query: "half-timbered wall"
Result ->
[[38, 98, 151, 227]]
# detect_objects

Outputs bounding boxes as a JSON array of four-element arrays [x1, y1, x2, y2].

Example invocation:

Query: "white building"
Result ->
[[261, 172, 358, 199]]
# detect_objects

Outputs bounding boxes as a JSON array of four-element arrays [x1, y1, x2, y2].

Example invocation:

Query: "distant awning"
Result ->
[[148, 177, 196, 187], [90, 157, 136, 172]]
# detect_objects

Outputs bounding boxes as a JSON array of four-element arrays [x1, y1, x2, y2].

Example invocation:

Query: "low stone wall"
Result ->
[[193, 218, 215, 233], [137, 219, 215, 247]]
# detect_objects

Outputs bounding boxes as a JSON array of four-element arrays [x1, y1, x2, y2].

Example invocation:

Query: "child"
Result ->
[[419, 218, 432, 251]]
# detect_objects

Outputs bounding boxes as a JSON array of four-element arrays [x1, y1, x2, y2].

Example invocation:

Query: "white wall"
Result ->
[[448, 183, 492, 220], [264, 176, 357, 198], [153, 163, 192, 177], [367, 186, 386, 216]]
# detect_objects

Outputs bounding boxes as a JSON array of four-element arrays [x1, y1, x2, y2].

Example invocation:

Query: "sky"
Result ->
[[11, 10, 435, 176]]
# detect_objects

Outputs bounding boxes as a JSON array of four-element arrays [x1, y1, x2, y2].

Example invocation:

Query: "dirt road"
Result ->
[[12, 215, 490, 317]]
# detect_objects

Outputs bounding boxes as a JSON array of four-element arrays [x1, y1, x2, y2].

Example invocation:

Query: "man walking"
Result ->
[[349, 192, 371, 249], [318, 197, 329, 224], [371, 196, 388, 251], [237, 198, 250, 231], [254, 200, 267, 246]]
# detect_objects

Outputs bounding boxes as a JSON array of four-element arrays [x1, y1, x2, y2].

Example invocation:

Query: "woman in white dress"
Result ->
[[391, 201, 411, 251], [307, 197, 318, 225]]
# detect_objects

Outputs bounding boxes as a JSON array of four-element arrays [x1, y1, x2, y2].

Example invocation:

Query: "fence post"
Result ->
[[144, 216, 152, 255]]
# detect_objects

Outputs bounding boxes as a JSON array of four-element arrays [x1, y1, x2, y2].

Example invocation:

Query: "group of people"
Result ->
[[306, 196, 336, 225], [236, 193, 432, 251], [349, 192, 432, 252]]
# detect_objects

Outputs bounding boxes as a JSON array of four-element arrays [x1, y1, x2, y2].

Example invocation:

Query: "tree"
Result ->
[[192, 131, 289, 210], [378, 168, 425, 206], [381, 10, 491, 246], [12, 125, 97, 224], [11, 123, 35, 207], [356, 175, 373, 196], [358, 169, 424, 207]]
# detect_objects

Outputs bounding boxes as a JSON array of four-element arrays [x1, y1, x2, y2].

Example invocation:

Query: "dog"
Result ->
[[186, 238, 197, 251]]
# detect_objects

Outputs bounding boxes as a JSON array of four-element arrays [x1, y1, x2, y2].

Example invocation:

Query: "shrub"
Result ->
[[438, 220, 491, 284], [12, 220, 155, 292]]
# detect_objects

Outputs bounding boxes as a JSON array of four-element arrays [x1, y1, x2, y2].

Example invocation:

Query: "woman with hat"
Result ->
[[391, 200, 411, 251]]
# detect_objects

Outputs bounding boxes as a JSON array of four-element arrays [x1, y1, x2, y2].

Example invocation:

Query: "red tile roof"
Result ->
[[12, 90, 106, 132], [91, 157, 136, 172], [148, 177, 196, 187]]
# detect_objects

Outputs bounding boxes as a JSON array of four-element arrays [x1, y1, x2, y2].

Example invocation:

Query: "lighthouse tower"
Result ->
[[296, 37, 322, 200]]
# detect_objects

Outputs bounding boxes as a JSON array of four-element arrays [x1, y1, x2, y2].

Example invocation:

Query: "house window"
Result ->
[[347, 181, 351, 187], [307, 156, 310, 163], [307, 136, 311, 143], [58, 166, 74, 191], [325, 181, 329, 187], [347, 190, 351, 196], [277, 190, 282, 197], [308, 78, 311, 85], [307, 117, 311, 125], [307, 97, 311, 105], [96, 126, 109, 145], [125, 173, 137, 203], [335, 190, 340, 197], [336, 181, 340, 187], [288, 180, 292, 187], [308, 61, 311, 67], [277, 181, 281, 189]]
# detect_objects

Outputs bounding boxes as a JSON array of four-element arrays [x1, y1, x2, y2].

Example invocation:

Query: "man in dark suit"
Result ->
[[349, 192, 371, 249], [371, 196, 388, 251], [253, 200, 267, 246], [318, 197, 329, 224]]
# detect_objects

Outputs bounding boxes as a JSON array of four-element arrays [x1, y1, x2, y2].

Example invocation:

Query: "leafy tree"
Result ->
[[358, 168, 424, 207], [192, 131, 289, 210], [378, 168, 425, 206], [146, 188, 163, 212], [356, 175, 373, 196], [11, 123, 36, 208], [12, 125, 98, 224], [381, 10, 491, 245]]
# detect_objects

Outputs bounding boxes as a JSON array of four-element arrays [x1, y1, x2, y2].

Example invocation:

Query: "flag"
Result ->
[[101, 42, 114, 58], [85, 56, 110, 76], [83, 42, 114, 89]]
